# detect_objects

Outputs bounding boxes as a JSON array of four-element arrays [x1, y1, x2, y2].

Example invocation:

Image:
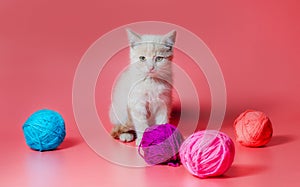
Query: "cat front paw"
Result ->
[[119, 133, 135, 142], [135, 138, 142, 146]]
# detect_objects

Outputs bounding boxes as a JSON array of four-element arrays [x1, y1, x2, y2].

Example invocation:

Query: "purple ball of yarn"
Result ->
[[138, 123, 184, 167]]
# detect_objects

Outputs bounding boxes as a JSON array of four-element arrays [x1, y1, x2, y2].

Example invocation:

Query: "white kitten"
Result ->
[[110, 29, 176, 145]]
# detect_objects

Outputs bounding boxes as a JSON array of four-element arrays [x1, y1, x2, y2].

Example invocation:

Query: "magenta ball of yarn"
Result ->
[[138, 124, 184, 167], [179, 130, 235, 178]]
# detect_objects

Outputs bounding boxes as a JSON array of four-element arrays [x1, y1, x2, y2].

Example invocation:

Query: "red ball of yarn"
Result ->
[[234, 110, 273, 147]]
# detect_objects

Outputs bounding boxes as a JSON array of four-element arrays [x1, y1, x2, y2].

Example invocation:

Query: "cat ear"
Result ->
[[126, 29, 141, 47], [162, 30, 177, 46]]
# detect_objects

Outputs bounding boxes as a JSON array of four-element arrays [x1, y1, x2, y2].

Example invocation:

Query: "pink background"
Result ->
[[1, 0, 300, 186]]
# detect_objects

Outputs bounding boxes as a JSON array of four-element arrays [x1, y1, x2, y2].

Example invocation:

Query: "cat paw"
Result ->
[[119, 133, 135, 142], [135, 138, 142, 146]]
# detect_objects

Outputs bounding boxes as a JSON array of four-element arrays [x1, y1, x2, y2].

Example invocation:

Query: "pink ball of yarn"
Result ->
[[234, 110, 273, 147], [179, 130, 235, 178]]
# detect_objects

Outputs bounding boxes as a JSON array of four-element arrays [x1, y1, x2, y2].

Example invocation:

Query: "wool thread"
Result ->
[[22, 109, 66, 151], [179, 130, 235, 178], [234, 110, 273, 147], [138, 123, 184, 167]]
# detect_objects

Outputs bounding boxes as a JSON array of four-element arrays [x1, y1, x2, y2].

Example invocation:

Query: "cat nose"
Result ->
[[149, 66, 154, 72], [149, 66, 155, 72]]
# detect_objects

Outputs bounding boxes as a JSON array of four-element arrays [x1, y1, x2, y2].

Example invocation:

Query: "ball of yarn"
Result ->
[[22, 109, 66, 151], [138, 123, 184, 167], [179, 130, 235, 178], [234, 110, 273, 147]]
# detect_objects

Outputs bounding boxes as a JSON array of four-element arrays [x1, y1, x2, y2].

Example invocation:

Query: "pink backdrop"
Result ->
[[1, 0, 300, 186]]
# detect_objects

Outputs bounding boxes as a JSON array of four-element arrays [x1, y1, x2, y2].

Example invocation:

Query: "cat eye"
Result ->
[[139, 56, 146, 62], [155, 56, 164, 62]]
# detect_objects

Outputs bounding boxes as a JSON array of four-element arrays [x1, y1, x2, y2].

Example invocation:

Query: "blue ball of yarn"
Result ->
[[22, 109, 66, 151]]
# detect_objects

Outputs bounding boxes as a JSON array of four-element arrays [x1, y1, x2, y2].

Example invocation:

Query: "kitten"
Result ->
[[109, 29, 176, 145]]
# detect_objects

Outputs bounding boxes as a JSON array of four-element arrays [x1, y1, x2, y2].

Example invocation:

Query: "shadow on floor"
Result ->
[[267, 135, 296, 147], [222, 164, 268, 178], [59, 137, 83, 150]]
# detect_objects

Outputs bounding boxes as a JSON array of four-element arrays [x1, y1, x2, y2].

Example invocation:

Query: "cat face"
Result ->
[[127, 29, 176, 80]]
